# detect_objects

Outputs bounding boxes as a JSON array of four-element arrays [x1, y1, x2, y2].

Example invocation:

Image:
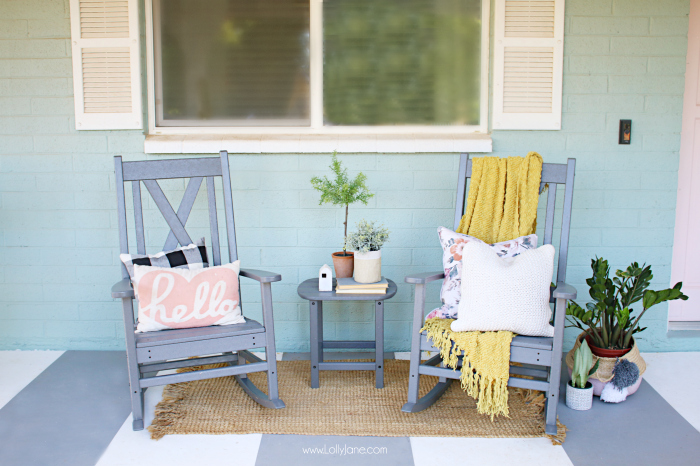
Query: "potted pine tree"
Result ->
[[311, 152, 374, 278]]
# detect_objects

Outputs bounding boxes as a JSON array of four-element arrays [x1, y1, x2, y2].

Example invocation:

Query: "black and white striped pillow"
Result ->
[[120, 237, 209, 279]]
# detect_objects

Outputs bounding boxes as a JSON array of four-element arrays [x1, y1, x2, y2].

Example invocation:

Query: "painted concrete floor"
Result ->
[[0, 351, 699, 466]]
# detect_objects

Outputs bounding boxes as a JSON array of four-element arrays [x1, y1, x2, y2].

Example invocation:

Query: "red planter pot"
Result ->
[[584, 334, 632, 358]]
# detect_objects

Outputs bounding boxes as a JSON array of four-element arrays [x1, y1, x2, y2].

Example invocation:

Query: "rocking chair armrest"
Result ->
[[552, 282, 577, 300], [240, 268, 282, 283], [405, 271, 445, 285], [111, 278, 135, 299]]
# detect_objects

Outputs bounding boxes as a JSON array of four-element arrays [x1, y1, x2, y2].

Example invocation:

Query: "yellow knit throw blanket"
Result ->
[[422, 318, 513, 419], [427, 152, 543, 419], [456, 152, 543, 243]]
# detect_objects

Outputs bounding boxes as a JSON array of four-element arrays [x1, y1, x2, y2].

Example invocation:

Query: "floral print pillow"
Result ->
[[426, 227, 538, 320]]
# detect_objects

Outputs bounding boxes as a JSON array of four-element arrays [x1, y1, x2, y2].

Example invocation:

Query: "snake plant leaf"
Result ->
[[588, 359, 600, 377], [572, 340, 595, 388]]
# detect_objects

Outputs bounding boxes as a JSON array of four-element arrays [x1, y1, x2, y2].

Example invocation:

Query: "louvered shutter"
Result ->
[[493, 0, 564, 130], [69, 0, 142, 130]]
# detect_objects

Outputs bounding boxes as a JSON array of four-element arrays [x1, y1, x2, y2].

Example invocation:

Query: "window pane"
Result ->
[[323, 0, 481, 126], [156, 0, 310, 126]]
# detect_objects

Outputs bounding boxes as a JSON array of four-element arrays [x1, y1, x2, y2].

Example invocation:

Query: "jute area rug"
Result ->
[[149, 360, 566, 443]]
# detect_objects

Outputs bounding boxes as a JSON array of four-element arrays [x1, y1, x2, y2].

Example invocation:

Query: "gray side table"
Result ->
[[297, 278, 398, 389]]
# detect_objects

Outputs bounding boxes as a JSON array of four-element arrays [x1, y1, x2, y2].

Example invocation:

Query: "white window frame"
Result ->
[[144, 0, 490, 137]]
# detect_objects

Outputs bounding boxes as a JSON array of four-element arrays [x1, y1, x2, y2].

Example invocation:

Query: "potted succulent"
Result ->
[[311, 152, 374, 278], [566, 258, 687, 357], [566, 339, 599, 411], [345, 220, 390, 283]]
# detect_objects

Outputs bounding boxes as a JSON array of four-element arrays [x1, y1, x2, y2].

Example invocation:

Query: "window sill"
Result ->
[[668, 321, 700, 332], [144, 133, 493, 154]]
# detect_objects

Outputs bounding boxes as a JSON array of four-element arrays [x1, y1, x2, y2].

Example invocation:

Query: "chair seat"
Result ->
[[511, 335, 553, 350], [420, 331, 553, 352], [135, 317, 264, 348]]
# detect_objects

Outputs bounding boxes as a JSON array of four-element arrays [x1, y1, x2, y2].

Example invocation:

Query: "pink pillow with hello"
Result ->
[[132, 261, 245, 333]]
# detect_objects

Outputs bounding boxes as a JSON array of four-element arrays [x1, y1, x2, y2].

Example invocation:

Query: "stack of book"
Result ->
[[335, 277, 389, 294]]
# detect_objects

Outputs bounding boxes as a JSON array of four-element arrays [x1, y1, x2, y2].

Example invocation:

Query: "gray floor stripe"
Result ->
[[256, 434, 414, 466], [558, 364, 700, 466], [0, 351, 131, 466]]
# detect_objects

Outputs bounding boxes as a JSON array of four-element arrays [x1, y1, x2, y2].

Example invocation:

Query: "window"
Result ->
[[70, 0, 564, 139], [149, 0, 488, 133]]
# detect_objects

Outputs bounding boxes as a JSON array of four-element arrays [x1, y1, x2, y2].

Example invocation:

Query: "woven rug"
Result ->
[[149, 360, 566, 443]]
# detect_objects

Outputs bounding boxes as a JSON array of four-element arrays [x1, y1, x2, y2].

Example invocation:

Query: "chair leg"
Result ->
[[233, 349, 285, 409], [403, 284, 425, 410], [121, 298, 145, 431], [403, 334, 422, 410], [258, 282, 285, 408], [544, 386, 559, 436], [236, 350, 248, 379], [265, 346, 284, 406], [403, 352, 453, 413], [402, 283, 453, 413], [545, 297, 567, 436], [132, 389, 145, 431]]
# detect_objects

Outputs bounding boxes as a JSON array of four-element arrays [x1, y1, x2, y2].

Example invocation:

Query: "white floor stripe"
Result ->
[[0, 350, 64, 410], [410, 437, 573, 466], [641, 352, 700, 432], [96, 373, 262, 466]]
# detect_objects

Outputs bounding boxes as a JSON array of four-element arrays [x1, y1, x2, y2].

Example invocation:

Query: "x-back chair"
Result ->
[[111, 151, 285, 431], [402, 153, 576, 435]]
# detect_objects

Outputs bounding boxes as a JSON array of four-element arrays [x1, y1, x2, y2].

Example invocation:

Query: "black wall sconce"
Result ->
[[619, 120, 631, 144]]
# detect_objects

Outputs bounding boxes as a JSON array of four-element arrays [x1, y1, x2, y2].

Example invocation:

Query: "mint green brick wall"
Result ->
[[0, 0, 698, 352]]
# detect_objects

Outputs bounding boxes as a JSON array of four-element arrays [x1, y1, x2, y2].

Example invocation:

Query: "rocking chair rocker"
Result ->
[[402, 153, 577, 435], [111, 151, 285, 431]]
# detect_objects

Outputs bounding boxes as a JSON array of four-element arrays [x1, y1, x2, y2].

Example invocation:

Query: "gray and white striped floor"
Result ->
[[0, 350, 698, 466]]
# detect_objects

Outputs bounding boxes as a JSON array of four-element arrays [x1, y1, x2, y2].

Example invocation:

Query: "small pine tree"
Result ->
[[311, 152, 374, 254]]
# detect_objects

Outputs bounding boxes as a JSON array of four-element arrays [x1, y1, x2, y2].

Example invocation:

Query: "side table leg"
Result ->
[[375, 300, 384, 389], [310, 300, 322, 388]]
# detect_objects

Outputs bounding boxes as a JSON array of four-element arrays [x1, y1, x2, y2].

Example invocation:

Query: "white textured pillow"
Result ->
[[451, 242, 555, 337]]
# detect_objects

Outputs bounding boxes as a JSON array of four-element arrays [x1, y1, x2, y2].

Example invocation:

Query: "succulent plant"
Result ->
[[345, 219, 390, 253]]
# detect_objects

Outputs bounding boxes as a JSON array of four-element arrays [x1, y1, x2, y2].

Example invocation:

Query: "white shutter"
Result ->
[[493, 0, 564, 130], [69, 0, 142, 130]]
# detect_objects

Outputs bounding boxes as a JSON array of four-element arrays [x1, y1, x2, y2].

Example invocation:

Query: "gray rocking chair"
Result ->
[[111, 151, 285, 431], [402, 153, 577, 435]]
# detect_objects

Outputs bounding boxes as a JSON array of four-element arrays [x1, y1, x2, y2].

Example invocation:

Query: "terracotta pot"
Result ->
[[332, 252, 354, 278], [584, 334, 632, 358]]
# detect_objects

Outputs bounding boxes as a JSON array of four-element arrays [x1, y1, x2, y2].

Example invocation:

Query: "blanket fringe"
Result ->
[[422, 318, 512, 420]]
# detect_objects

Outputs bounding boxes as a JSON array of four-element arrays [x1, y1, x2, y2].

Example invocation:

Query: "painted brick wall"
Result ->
[[1, 0, 698, 352]]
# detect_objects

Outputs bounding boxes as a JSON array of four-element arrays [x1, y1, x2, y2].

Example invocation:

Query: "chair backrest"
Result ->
[[114, 151, 237, 280], [453, 153, 576, 284]]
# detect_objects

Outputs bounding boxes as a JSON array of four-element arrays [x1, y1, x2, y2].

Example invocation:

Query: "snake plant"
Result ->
[[571, 340, 599, 389]]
